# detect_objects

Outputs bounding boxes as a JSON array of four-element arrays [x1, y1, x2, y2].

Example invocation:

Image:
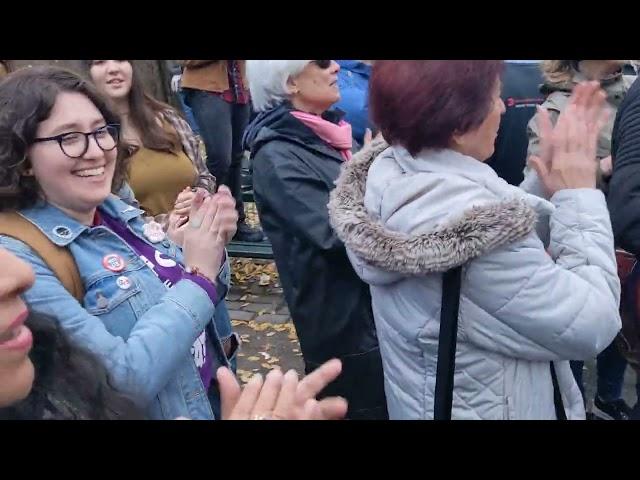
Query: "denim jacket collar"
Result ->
[[19, 195, 145, 247]]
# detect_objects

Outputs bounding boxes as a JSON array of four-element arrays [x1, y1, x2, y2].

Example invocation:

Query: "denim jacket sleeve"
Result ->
[[0, 234, 217, 407]]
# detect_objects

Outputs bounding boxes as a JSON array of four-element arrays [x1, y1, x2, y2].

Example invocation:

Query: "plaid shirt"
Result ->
[[219, 60, 250, 105], [161, 108, 216, 191]]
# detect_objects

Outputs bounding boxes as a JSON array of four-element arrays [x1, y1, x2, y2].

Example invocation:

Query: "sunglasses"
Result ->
[[312, 60, 332, 69]]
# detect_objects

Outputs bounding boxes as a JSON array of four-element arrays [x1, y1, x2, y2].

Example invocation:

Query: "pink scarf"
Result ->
[[290, 110, 353, 161]]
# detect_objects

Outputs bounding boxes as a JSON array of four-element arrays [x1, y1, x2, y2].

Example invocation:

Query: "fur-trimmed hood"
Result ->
[[328, 138, 541, 280]]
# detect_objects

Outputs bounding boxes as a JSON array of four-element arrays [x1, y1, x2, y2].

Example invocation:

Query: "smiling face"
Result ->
[[27, 91, 118, 223], [288, 60, 341, 114], [88, 60, 134, 101], [0, 248, 35, 408]]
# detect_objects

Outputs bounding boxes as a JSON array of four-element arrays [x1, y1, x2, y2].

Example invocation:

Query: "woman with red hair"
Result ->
[[329, 60, 621, 419]]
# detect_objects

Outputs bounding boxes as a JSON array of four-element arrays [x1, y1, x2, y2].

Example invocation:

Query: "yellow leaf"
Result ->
[[261, 363, 275, 369], [267, 357, 279, 364], [247, 356, 260, 362], [250, 322, 271, 332], [231, 320, 247, 327], [237, 369, 253, 383], [265, 332, 276, 337]]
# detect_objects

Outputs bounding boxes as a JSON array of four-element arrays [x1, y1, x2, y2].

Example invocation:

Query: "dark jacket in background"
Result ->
[[487, 60, 544, 186], [608, 78, 640, 254], [243, 104, 388, 419]]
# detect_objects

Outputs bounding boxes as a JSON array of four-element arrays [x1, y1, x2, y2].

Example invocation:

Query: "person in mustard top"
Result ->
[[86, 60, 214, 229]]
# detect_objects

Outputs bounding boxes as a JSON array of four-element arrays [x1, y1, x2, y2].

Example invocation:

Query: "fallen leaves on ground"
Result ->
[[244, 202, 261, 229], [238, 320, 298, 340], [230, 258, 279, 286]]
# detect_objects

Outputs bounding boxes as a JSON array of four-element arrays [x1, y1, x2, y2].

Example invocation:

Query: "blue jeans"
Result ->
[[571, 340, 636, 402], [207, 299, 238, 419], [178, 90, 200, 136], [182, 88, 250, 222]]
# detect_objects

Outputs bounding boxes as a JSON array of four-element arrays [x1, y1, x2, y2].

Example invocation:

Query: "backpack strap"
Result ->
[[0, 212, 84, 302]]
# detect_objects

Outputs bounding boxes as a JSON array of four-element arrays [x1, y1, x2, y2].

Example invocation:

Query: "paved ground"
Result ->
[[227, 259, 304, 384]]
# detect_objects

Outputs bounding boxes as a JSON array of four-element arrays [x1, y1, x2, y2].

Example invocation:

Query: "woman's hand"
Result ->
[[166, 211, 188, 246], [182, 188, 238, 283], [362, 128, 384, 148], [173, 187, 208, 217], [218, 359, 348, 420], [528, 81, 609, 196]]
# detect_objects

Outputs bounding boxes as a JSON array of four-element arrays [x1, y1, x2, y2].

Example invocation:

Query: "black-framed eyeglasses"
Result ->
[[312, 60, 332, 69], [32, 124, 120, 159]]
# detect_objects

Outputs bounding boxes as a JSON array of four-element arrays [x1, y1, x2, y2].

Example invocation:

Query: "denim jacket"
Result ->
[[0, 195, 235, 420]]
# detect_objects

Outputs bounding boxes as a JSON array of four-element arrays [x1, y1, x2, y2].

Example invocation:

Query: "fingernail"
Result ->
[[285, 369, 297, 380], [266, 369, 282, 380], [250, 373, 263, 384]]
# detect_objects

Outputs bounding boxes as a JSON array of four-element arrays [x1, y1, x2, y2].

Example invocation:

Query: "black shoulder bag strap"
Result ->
[[550, 363, 567, 420], [434, 266, 567, 420], [434, 267, 462, 420]]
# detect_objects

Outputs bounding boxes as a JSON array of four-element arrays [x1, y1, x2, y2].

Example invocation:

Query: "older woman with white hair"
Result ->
[[242, 60, 388, 419]]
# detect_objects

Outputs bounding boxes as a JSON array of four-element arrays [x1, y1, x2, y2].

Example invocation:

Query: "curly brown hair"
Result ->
[[0, 66, 131, 212]]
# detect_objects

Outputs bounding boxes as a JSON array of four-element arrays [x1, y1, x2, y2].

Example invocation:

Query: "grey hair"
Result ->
[[246, 60, 312, 111]]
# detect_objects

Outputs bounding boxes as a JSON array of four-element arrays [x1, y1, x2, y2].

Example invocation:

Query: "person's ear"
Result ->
[[450, 130, 464, 149], [286, 75, 300, 96]]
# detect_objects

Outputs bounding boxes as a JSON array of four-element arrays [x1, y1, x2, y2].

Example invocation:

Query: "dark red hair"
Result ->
[[370, 61, 504, 155]]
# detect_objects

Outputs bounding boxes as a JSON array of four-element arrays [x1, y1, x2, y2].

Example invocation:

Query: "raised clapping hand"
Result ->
[[180, 187, 238, 282], [217, 359, 348, 420], [528, 81, 610, 197]]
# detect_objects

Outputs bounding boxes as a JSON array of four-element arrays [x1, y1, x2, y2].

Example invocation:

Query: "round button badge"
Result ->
[[53, 226, 72, 239], [102, 254, 126, 273], [116, 276, 132, 290]]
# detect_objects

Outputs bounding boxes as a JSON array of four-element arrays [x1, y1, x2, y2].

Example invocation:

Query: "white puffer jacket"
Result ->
[[328, 139, 622, 420]]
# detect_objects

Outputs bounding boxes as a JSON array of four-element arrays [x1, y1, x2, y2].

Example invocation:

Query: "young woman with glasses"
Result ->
[[0, 66, 347, 420]]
